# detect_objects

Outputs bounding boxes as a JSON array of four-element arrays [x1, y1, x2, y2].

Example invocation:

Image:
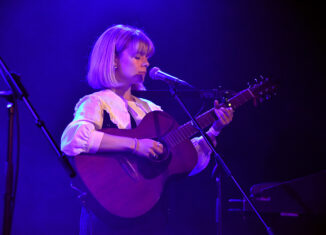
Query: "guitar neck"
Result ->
[[163, 88, 255, 146]]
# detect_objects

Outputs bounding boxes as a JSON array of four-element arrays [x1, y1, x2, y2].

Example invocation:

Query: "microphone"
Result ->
[[149, 67, 194, 88]]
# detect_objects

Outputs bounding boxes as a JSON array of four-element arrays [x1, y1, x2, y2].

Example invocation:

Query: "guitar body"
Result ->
[[73, 111, 198, 218]]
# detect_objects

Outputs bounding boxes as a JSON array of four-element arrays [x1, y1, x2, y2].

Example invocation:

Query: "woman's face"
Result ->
[[115, 44, 149, 87]]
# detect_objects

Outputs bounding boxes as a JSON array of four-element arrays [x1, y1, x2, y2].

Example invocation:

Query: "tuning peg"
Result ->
[[265, 94, 272, 100], [259, 75, 268, 81], [247, 81, 253, 87]]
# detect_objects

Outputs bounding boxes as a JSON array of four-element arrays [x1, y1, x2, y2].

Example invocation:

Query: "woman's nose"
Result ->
[[142, 58, 149, 67]]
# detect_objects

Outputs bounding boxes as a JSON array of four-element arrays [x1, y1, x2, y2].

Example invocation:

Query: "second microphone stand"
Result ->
[[0, 57, 76, 235]]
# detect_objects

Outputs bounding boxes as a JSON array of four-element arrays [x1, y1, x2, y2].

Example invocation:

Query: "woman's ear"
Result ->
[[114, 57, 118, 69]]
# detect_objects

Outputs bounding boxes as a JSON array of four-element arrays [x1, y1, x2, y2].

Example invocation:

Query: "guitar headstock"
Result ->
[[248, 75, 278, 105]]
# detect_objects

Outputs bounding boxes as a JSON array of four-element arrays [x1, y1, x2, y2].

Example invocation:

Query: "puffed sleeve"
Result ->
[[189, 127, 219, 176], [61, 95, 105, 156]]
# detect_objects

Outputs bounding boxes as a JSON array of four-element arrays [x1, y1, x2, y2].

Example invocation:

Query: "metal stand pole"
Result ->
[[3, 100, 15, 235], [212, 165, 222, 235]]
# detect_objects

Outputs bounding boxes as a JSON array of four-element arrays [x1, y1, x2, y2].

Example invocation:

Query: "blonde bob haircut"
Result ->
[[87, 24, 155, 90]]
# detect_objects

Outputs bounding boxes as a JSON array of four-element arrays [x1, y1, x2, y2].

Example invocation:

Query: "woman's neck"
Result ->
[[111, 86, 134, 101]]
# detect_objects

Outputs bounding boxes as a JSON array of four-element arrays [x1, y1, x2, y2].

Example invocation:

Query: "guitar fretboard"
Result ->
[[162, 88, 255, 147]]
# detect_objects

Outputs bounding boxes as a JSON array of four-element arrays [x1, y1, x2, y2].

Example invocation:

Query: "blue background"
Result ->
[[0, 0, 324, 234]]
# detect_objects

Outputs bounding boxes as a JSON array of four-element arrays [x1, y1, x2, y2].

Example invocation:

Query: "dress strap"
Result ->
[[102, 110, 118, 129], [128, 111, 137, 129]]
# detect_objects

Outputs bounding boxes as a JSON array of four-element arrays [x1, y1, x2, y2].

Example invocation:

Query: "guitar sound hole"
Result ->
[[152, 139, 170, 163], [137, 139, 171, 179]]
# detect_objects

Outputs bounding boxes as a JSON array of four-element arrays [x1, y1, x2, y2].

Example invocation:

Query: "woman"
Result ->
[[61, 24, 233, 235]]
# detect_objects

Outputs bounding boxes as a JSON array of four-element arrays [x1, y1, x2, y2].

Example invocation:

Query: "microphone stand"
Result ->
[[167, 83, 274, 235], [212, 163, 223, 235], [0, 57, 76, 235]]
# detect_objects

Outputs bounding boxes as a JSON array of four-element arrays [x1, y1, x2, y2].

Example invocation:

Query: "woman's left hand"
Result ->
[[212, 100, 234, 132]]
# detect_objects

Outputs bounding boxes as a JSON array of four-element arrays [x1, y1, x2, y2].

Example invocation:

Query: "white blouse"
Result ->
[[61, 89, 215, 175]]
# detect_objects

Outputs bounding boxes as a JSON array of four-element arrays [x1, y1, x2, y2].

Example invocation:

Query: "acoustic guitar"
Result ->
[[72, 77, 276, 219]]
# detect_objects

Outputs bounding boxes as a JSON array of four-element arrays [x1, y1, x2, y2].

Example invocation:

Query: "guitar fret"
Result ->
[[184, 124, 193, 137], [179, 127, 186, 140], [168, 139, 175, 148], [190, 124, 199, 136], [182, 127, 189, 139], [164, 135, 173, 147], [176, 132, 182, 145], [230, 90, 253, 109], [173, 132, 180, 145], [196, 109, 216, 131], [186, 125, 193, 136], [208, 113, 216, 125], [169, 135, 176, 147], [201, 116, 212, 128], [175, 131, 182, 144], [170, 132, 178, 146], [161, 136, 168, 146]]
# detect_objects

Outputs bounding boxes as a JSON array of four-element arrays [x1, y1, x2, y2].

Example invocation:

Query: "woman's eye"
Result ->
[[134, 56, 140, 60]]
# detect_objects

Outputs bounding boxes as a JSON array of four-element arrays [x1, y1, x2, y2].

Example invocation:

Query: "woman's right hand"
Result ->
[[134, 139, 164, 160]]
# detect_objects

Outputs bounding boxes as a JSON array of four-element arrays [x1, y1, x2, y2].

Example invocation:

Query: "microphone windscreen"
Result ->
[[149, 67, 160, 79]]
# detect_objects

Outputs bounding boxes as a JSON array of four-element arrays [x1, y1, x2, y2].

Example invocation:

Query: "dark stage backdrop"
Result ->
[[0, 0, 324, 234]]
